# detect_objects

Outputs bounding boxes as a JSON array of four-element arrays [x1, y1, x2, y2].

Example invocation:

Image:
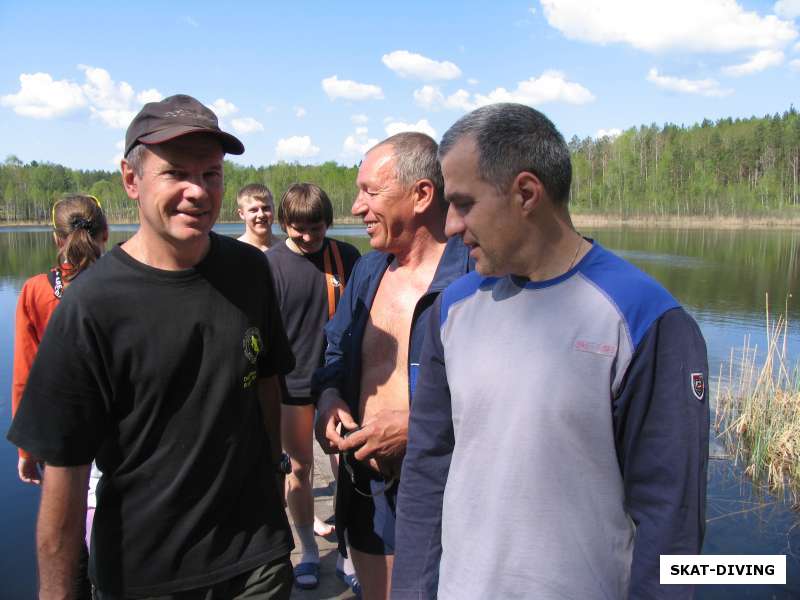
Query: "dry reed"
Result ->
[[714, 295, 800, 505]]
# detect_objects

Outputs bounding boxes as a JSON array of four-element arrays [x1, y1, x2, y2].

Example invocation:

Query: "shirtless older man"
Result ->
[[313, 132, 470, 600]]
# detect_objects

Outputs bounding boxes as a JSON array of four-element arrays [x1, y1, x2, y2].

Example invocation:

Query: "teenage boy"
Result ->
[[8, 94, 296, 600], [265, 183, 360, 591], [237, 183, 275, 251]]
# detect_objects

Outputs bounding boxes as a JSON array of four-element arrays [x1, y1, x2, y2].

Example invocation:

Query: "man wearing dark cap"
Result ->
[[8, 94, 296, 599]]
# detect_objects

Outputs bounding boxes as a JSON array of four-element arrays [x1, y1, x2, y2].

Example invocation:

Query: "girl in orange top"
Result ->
[[12, 194, 108, 484]]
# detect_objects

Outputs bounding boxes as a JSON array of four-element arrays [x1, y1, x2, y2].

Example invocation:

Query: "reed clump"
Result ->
[[715, 297, 800, 505]]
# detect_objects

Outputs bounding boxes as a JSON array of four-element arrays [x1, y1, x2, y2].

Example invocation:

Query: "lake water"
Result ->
[[1, 224, 798, 597]]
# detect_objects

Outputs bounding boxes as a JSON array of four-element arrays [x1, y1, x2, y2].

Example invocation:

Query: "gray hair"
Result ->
[[124, 143, 148, 177], [439, 103, 572, 204], [369, 132, 445, 209]]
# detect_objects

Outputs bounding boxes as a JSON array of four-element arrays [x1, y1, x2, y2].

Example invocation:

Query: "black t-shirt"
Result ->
[[266, 238, 360, 397], [8, 233, 295, 597]]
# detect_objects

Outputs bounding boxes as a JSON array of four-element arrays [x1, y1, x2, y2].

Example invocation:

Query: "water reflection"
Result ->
[[0, 226, 798, 595]]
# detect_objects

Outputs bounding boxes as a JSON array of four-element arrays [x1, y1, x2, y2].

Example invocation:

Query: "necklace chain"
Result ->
[[566, 234, 583, 272]]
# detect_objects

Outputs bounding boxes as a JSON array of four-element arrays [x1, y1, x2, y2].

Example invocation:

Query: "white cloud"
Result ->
[[180, 16, 199, 27], [294, 106, 307, 118], [89, 107, 137, 129], [793, 41, 800, 52], [596, 128, 622, 139], [415, 72, 593, 112], [790, 58, 800, 70], [137, 89, 163, 104], [343, 126, 379, 157], [351, 113, 369, 124], [381, 50, 462, 81], [2, 67, 161, 128], [467, 78, 479, 85], [413, 85, 473, 111], [384, 119, 437, 138], [774, 0, 800, 19], [646, 68, 733, 97], [541, 0, 797, 53], [2, 65, 161, 129], [78, 65, 141, 128], [80, 65, 134, 110], [322, 75, 384, 101], [276, 135, 320, 160], [474, 71, 595, 106], [0, 72, 86, 118], [231, 117, 264, 134], [210, 98, 238, 118], [722, 49, 785, 76]]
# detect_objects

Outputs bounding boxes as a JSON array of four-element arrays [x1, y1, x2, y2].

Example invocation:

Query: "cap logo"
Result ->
[[162, 108, 215, 126]]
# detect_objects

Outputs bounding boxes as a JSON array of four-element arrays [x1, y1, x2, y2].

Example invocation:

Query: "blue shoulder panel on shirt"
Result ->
[[439, 271, 497, 327], [579, 244, 680, 349]]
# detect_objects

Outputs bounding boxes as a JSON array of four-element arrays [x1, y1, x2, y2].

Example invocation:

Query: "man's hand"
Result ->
[[338, 409, 409, 478], [315, 388, 358, 454], [18, 455, 43, 485]]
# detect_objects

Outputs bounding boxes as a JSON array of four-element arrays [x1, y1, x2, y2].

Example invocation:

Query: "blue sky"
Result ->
[[1, 0, 799, 170]]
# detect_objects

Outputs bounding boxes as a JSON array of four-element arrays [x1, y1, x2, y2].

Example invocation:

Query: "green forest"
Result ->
[[2, 107, 799, 224]]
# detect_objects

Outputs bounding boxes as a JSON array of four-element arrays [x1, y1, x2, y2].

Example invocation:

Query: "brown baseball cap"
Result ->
[[124, 94, 245, 157]]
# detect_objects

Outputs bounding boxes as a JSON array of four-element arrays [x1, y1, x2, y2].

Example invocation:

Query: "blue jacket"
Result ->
[[311, 236, 471, 555], [312, 235, 471, 413]]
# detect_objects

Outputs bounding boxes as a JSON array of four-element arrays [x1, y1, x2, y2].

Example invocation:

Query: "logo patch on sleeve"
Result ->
[[691, 372, 705, 401], [243, 327, 263, 364]]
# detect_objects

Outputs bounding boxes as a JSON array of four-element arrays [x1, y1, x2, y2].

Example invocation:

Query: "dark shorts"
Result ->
[[337, 455, 397, 556], [282, 395, 314, 407], [93, 555, 292, 600]]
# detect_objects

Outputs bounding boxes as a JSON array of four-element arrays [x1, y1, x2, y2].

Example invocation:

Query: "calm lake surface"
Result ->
[[1, 224, 798, 597]]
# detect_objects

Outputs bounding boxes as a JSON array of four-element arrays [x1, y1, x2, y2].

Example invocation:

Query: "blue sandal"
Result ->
[[293, 562, 320, 590], [336, 568, 362, 598]]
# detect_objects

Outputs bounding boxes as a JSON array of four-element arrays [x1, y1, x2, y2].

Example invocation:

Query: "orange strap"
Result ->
[[323, 240, 347, 320]]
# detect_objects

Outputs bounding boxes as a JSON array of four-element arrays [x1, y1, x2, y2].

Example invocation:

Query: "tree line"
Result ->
[[2, 107, 799, 223], [568, 106, 800, 217]]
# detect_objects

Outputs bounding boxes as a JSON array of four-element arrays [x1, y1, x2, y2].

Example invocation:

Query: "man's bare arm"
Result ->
[[37, 463, 90, 600]]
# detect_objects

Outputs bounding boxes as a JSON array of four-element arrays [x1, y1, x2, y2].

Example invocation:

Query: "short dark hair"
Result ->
[[370, 132, 445, 209], [439, 103, 572, 204], [278, 183, 333, 230]]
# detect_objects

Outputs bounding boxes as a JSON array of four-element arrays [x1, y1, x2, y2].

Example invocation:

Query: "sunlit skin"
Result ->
[[353, 145, 416, 256], [442, 136, 587, 281], [284, 220, 328, 255], [237, 198, 274, 250], [121, 134, 224, 270]]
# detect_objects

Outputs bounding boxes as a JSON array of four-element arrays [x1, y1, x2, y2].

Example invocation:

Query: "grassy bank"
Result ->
[[715, 298, 800, 505], [4, 213, 800, 230], [571, 214, 800, 230]]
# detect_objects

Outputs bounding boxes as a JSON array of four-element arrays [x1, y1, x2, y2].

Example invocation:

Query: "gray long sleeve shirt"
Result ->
[[392, 242, 709, 600]]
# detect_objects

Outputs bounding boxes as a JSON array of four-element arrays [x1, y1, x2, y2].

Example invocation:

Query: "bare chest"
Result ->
[[358, 270, 429, 418]]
